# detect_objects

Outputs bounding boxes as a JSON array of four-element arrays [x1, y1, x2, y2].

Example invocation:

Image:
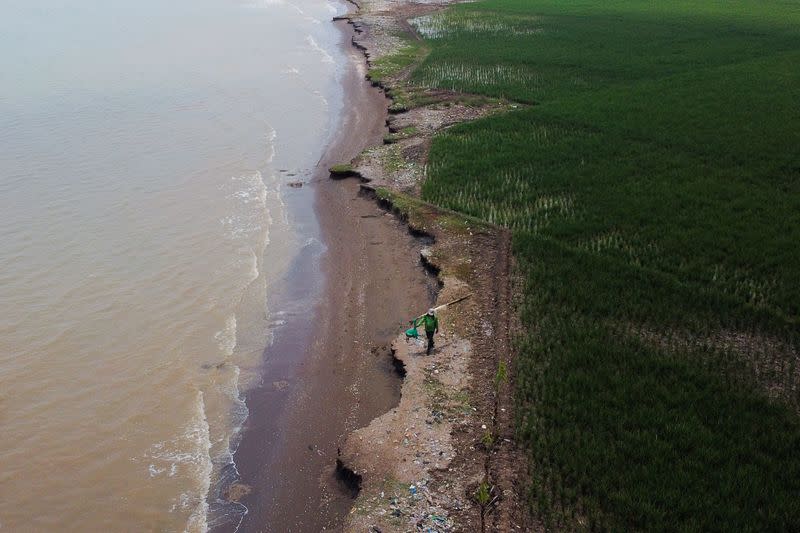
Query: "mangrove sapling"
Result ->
[[480, 430, 495, 450], [494, 360, 508, 392], [473, 479, 494, 533]]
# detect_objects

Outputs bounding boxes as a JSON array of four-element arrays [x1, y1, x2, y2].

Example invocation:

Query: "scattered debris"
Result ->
[[272, 380, 290, 391], [222, 482, 252, 502]]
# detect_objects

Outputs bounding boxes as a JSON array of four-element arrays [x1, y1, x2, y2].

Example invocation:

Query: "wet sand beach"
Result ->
[[229, 15, 436, 532]]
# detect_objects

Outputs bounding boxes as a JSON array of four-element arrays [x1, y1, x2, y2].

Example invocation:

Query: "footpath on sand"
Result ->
[[330, 0, 533, 530]]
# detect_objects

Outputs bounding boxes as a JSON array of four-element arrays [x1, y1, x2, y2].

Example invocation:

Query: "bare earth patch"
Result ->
[[326, 0, 534, 530]]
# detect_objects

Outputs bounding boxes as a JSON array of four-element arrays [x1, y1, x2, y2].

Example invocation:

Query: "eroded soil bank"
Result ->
[[230, 15, 438, 533], [331, 0, 532, 530]]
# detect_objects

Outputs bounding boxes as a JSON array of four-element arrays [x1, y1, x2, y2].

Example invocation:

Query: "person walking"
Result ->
[[415, 308, 439, 355]]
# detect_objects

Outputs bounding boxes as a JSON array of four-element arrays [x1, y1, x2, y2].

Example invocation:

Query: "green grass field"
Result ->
[[410, 0, 800, 529]]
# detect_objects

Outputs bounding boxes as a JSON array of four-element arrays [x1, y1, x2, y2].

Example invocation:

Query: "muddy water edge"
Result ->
[[228, 17, 437, 532]]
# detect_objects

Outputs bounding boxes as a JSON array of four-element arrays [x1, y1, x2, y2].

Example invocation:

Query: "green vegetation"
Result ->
[[474, 480, 493, 532], [367, 38, 430, 112], [411, 0, 800, 529], [374, 186, 490, 236], [494, 360, 508, 391], [328, 163, 355, 176], [515, 236, 800, 530], [384, 126, 418, 144], [367, 38, 427, 84]]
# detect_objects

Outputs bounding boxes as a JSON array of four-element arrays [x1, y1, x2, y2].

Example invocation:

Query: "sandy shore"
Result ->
[[227, 12, 437, 533], [226, 0, 532, 528]]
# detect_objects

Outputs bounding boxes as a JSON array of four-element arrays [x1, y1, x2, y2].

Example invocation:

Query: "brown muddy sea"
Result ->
[[0, 0, 350, 529]]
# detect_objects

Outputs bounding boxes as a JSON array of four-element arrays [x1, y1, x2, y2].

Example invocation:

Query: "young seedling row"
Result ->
[[408, 0, 800, 529]]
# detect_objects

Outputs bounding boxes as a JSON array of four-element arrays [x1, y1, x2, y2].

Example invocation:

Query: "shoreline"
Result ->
[[217, 0, 531, 528], [321, 0, 531, 529], [224, 4, 438, 531]]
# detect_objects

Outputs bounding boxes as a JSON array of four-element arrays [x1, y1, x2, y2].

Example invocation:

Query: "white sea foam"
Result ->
[[305, 35, 334, 64], [214, 367, 249, 472], [243, 0, 286, 7], [203, 363, 249, 531], [232, 172, 268, 209], [247, 249, 259, 285], [221, 172, 269, 243], [145, 391, 212, 533], [214, 315, 238, 357], [265, 128, 277, 164], [184, 392, 212, 533]]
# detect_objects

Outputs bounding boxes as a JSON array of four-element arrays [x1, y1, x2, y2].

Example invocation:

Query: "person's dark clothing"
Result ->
[[426, 330, 435, 355]]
